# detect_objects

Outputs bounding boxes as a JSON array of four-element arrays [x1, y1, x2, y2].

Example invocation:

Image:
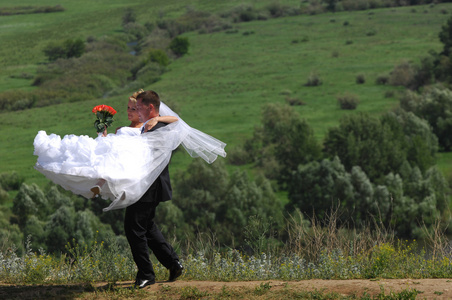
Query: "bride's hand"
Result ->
[[144, 117, 158, 131]]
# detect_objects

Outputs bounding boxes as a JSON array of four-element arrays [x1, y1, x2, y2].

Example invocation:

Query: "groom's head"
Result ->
[[136, 90, 160, 122]]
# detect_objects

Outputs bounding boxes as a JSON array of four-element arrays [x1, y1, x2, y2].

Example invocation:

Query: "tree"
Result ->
[[246, 103, 321, 187], [45, 206, 76, 253], [74, 210, 116, 247], [390, 162, 447, 238], [322, 0, 338, 11], [169, 36, 189, 57], [173, 159, 283, 247], [381, 109, 438, 172], [12, 183, 48, 228], [323, 111, 438, 183], [324, 113, 405, 182], [173, 159, 228, 235], [154, 201, 187, 240], [400, 87, 452, 151], [0, 210, 23, 254], [347, 166, 375, 222], [90, 196, 125, 235], [439, 16, 452, 57], [287, 155, 448, 237], [217, 171, 283, 245], [287, 156, 353, 222], [23, 215, 46, 250]]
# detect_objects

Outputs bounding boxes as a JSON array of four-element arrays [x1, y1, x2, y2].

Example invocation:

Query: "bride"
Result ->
[[33, 90, 226, 211]]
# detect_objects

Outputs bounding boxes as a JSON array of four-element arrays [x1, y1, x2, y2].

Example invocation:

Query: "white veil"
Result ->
[[101, 102, 227, 211], [159, 102, 227, 163]]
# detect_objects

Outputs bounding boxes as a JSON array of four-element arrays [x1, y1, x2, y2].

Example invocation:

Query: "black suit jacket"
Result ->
[[138, 121, 172, 203]]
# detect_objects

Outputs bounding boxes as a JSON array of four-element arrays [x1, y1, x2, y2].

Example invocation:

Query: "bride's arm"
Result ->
[[144, 116, 178, 131]]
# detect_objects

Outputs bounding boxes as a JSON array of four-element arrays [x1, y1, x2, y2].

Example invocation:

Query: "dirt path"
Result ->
[[1, 279, 452, 299], [144, 279, 452, 299]]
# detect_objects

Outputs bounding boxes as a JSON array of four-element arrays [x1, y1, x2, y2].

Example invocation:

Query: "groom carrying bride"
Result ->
[[125, 90, 183, 289], [33, 88, 227, 288]]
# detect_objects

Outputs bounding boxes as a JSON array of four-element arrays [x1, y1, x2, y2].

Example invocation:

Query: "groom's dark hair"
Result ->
[[137, 90, 160, 111]]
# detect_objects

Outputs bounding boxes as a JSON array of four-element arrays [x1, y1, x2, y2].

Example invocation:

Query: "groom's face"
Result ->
[[136, 98, 151, 122]]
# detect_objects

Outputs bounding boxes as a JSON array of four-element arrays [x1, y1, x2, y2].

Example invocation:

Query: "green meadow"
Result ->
[[1, 1, 452, 189]]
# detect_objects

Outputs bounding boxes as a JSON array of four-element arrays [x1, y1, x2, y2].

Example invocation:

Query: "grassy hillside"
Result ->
[[1, 2, 452, 188]]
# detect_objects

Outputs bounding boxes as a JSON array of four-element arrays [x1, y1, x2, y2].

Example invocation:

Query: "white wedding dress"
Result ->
[[33, 103, 226, 211]]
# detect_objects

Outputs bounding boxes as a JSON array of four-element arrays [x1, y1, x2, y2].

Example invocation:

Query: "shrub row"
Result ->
[[0, 5, 64, 16], [322, 0, 445, 14]]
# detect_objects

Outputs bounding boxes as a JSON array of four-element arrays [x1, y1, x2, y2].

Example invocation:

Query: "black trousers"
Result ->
[[124, 200, 179, 281]]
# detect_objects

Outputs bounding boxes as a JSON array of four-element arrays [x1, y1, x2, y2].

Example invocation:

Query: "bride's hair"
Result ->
[[129, 89, 144, 103]]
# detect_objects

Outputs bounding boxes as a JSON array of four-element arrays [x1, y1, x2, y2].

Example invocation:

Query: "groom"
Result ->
[[124, 90, 183, 289]]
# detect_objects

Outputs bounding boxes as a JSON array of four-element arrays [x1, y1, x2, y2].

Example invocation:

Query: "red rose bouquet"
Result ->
[[92, 104, 117, 133]]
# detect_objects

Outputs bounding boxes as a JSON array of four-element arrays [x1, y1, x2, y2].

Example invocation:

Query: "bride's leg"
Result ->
[[91, 179, 106, 197]]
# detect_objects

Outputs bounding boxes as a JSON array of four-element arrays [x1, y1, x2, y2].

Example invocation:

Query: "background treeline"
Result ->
[[2, 1, 452, 256]]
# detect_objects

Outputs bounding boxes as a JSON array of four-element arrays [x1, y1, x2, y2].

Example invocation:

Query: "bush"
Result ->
[[0, 172, 25, 191], [42, 42, 66, 61], [148, 48, 170, 66], [337, 93, 359, 110], [342, 0, 370, 11], [304, 72, 322, 86], [302, 1, 325, 15], [169, 36, 190, 57], [227, 146, 250, 165], [356, 74, 365, 84], [239, 10, 257, 22], [285, 97, 305, 106], [265, 3, 300, 17], [64, 38, 85, 59], [376, 74, 389, 85], [122, 8, 136, 26], [0, 90, 36, 111], [135, 63, 164, 84], [384, 90, 395, 98], [389, 60, 416, 88], [123, 22, 149, 40], [43, 38, 85, 61], [366, 29, 377, 36]]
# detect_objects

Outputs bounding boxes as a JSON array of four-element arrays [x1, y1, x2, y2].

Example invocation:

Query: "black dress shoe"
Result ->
[[168, 261, 184, 282], [134, 278, 155, 289]]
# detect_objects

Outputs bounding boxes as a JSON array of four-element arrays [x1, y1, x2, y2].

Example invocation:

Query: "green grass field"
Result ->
[[1, 1, 452, 188]]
